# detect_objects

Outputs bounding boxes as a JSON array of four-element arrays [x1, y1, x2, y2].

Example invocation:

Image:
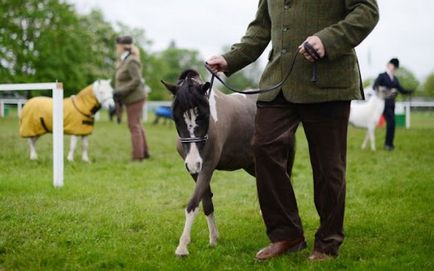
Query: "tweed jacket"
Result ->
[[222, 0, 379, 103], [114, 54, 146, 105]]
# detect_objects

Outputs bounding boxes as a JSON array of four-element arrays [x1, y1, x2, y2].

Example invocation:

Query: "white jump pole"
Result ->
[[0, 82, 64, 187], [405, 102, 411, 129], [53, 82, 64, 187]]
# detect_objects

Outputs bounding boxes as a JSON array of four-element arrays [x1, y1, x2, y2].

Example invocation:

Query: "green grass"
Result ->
[[1, 110, 433, 271]]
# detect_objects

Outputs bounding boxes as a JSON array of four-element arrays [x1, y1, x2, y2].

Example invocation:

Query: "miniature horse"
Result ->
[[349, 86, 397, 151], [162, 70, 259, 256], [20, 80, 114, 162]]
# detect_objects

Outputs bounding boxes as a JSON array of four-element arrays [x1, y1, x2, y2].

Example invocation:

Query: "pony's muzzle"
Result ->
[[185, 160, 202, 174]]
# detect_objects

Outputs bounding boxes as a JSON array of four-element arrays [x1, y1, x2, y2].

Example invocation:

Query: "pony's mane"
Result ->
[[173, 83, 202, 110], [179, 69, 200, 80]]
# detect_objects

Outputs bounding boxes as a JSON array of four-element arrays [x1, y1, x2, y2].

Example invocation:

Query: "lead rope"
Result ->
[[205, 42, 319, 95]]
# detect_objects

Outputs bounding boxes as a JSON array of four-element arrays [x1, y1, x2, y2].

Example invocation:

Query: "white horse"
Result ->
[[20, 80, 114, 162], [349, 87, 396, 151]]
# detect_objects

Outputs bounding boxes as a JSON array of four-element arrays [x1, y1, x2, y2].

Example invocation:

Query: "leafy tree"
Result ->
[[0, 0, 92, 96], [422, 72, 434, 97], [363, 77, 374, 88], [146, 41, 206, 100], [79, 9, 118, 84], [396, 66, 420, 92]]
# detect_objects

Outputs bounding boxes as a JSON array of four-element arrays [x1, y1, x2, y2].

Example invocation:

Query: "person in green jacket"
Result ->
[[207, 0, 379, 261], [114, 36, 150, 161]]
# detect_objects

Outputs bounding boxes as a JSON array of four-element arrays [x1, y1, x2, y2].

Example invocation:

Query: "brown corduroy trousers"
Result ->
[[252, 92, 350, 256], [126, 98, 149, 160]]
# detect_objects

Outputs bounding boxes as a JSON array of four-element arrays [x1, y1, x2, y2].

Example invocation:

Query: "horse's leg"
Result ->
[[81, 136, 90, 162], [28, 137, 38, 160], [361, 130, 369, 150], [67, 135, 78, 162], [202, 185, 219, 247], [369, 126, 376, 151], [176, 169, 214, 256]]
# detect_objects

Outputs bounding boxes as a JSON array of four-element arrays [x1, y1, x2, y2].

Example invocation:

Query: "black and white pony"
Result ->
[[161, 69, 258, 256]]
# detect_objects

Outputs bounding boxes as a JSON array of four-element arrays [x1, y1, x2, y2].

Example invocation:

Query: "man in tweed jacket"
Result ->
[[207, 0, 379, 261]]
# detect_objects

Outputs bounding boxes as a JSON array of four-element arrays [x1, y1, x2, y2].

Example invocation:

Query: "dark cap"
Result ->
[[389, 58, 400, 68], [116, 36, 133, 45]]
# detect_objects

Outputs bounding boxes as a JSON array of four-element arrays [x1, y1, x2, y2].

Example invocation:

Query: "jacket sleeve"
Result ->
[[222, 0, 271, 76], [115, 60, 142, 97], [315, 0, 379, 61], [395, 77, 412, 94]]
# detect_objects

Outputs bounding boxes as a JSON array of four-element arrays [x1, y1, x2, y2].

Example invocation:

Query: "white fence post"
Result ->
[[0, 82, 64, 187], [405, 102, 411, 129], [53, 83, 64, 187]]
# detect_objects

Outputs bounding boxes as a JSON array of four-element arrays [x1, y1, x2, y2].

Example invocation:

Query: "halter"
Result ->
[[205, 42, 319, 95], [179, 135, 209, 144], [175, 79, 210, 144]]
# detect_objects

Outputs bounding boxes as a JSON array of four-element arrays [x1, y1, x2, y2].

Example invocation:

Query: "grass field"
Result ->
[[0, 110, 433, 271]]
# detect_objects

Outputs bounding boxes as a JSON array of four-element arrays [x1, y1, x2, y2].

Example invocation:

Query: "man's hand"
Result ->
[[298, 36, 326, 62], [206, 55, 228, 73]]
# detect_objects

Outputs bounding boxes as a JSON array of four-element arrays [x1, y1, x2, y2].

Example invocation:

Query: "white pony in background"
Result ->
[[349, 86, 397, 151], [20, 80, 114, 162]]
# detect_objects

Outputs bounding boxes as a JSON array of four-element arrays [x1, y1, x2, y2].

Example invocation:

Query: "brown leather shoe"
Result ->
[[308, 250, 336, 261], [255, 237, 307, 261]]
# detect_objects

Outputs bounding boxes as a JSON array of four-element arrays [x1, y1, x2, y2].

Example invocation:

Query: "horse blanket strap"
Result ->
[[82, 119, 95, 126], [71, 96, 93, 118], [40, 117, 50, 133], [179, 135, 209, 144]]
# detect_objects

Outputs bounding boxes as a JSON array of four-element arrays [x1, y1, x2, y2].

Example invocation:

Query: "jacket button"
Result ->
[[283, 27, 289, 32], [282, 49, 287, 54], [284, 5, 289, 10]]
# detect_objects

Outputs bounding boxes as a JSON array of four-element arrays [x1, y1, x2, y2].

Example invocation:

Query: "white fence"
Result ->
[[396, 100, 434, 128], [0, 83, 64, 188], [0, 98, 27, 117]]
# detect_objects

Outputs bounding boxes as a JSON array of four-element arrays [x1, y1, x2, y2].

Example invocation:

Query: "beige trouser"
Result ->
[[126, 98, 149, 160]]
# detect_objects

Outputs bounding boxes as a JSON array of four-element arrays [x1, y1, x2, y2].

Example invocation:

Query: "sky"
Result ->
[[68, 0, 434, 80]]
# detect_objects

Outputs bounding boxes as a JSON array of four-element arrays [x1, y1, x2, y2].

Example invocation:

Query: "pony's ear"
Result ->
[[199, 82, 211, 95], [161, 80, 177, 94]]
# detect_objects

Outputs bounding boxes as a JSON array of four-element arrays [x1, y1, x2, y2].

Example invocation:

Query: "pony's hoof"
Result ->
[[82, 158, 91, 163], [209, 239, 218, 247], [30, 155, 38, 161], [175, 246, 189, 257]]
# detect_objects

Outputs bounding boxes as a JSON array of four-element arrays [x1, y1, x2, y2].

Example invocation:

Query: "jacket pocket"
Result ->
[[315, 53, 356, 89]]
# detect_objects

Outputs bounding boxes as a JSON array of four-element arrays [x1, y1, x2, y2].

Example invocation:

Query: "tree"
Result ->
[[396, 66, 420, 92], [0, 0, 92, 96], [79, 9, 118, 84], [146, 41, 206, 100], [422, 72, 434, 97], [363, 77, 374, 88]]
